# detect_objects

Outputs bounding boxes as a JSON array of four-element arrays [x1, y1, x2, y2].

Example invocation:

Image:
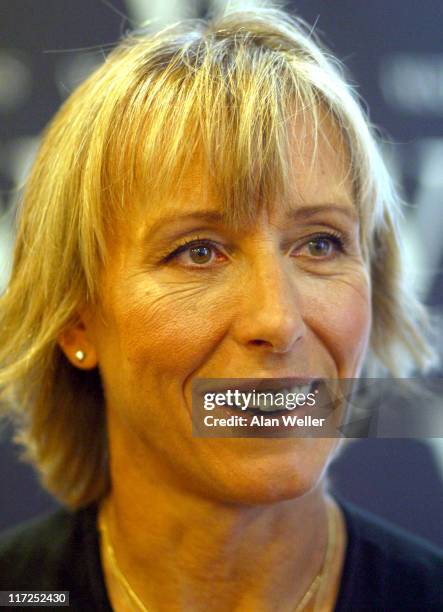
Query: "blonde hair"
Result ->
[[0, 6, 437, 507]]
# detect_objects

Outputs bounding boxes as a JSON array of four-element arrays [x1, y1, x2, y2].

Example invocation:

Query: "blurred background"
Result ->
[[0, 0, 442, 546]]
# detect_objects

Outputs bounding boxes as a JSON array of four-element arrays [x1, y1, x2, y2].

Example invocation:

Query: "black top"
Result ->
[[0, 497, 442, 611]]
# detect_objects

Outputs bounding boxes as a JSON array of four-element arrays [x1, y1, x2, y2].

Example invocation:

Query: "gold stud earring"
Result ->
[[75, 349, 86, 362]]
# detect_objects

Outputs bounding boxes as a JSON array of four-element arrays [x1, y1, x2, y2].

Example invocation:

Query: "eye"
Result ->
[[165, 238, 227, 267], [295, 234, 344, 259], [188, 244, 213, 265]]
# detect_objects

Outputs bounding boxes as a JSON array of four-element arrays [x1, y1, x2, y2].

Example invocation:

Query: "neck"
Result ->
[[99, 417, 344, 611]]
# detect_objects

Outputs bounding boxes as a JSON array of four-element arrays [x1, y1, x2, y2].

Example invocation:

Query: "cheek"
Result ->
[[304, 274, 372, 377], [108, 277, 232, 378]]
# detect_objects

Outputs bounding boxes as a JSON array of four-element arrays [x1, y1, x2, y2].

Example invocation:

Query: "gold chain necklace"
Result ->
[[294, 502, 338, 612], [98, 502, 337, 612]]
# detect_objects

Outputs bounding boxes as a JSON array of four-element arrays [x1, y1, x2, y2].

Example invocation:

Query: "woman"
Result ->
[[0, 6, 441, 611]]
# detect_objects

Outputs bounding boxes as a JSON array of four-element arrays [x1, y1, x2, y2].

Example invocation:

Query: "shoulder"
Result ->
[[335, 497, 443, 612], [0, 504, 110, 611], [0, 507, 79, 588]]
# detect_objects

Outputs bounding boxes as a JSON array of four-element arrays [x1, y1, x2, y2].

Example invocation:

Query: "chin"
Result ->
[[209, 474, 321, 506], [197, 451, 326, 506]]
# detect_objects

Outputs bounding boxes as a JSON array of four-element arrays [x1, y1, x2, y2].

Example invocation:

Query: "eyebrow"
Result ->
[[142, 204, 358, 241], [287, 204, 358, 222], [143, 211, 228, 237]]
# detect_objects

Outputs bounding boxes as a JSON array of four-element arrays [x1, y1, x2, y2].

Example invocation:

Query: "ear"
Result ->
[[57, 310, 99, 370]]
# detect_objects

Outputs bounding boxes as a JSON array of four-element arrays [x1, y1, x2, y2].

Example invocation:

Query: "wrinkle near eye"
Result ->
[[311, 273, 371, 303], [127, 282, 211, 327]]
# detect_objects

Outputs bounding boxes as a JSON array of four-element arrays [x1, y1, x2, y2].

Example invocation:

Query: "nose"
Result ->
[[232, 251, 306, 354]]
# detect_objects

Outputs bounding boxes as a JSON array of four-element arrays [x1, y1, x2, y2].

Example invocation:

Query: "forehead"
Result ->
[[127, 115, 354, 241]]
